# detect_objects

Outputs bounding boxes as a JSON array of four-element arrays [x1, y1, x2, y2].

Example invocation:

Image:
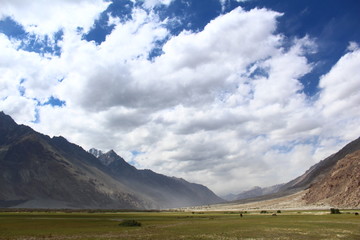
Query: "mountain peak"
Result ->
[[88, 148, 126, 167], [106, 149, 117, 156], [89, 148, 104, 158], [0, 111, 18, 131], [101, 149, 128, 166]]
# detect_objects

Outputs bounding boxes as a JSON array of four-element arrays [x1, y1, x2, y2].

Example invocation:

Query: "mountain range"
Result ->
[[1, 111, 359, 209], [223, 184, 284, 201], [0, 112, 223, 209]]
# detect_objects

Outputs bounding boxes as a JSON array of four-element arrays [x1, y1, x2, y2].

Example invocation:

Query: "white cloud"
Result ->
[[0, 95, 38, 123], [317, 48, 360, 140], [0, 0, 109, 35], [219, 0, 252, 12], [347, 41, 359, 51], [56, 8, 169, 111], [0, 33, 64, 104], [139, 0, 175, 9], [1, 4, 360, 196]]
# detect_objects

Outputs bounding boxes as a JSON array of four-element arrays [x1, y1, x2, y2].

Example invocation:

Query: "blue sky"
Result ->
[[1, 0, 359, 195]]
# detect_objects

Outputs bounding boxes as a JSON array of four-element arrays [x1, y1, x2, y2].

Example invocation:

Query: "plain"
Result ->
[[0, 210, 359, 240]]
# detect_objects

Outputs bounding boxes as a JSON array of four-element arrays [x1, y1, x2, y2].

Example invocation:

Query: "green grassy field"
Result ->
[[0, 210, 359, 240]]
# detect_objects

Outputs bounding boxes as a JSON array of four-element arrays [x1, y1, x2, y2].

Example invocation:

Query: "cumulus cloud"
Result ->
[[316, 47, 360, 140], [0, 33, 64, 102], [1, 2, 360, 195], [219, 0, 251, 12], [0, 95, 38, 122], [139, 0, 175, 9], [55, 8, 169, 111], [0, 0, 109, 35]]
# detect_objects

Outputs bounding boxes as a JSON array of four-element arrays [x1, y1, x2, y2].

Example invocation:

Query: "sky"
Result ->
[[1, 0, 360, 196]]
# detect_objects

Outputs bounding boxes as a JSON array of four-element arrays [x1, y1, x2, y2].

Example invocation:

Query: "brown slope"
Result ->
[[303, 150, 360, 208], [229, 137, 360, 205], [279, 137, 360, 192]]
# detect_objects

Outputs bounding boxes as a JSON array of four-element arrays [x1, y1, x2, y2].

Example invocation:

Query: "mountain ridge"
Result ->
[[0, 112, 222, 209], [303, 149, 360, 207], [229, 136, 360, 207], [89, 148, 223, 208]]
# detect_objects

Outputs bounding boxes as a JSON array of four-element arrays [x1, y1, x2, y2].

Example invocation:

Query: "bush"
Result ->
[[330, 208, 341, 214], [277, 210, 281, 214], [260, 210, 268, 214], [119, 220, 142, 227]]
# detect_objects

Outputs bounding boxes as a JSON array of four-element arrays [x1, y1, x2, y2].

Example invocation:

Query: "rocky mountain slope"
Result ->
[[0, 112, 222, 209], [230, 137, 360, 207], [280, 137, 360, 193], [303, 149, 360, 208]]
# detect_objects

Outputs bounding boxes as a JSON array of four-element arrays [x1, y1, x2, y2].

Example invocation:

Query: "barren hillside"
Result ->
[[304, 150, 360, 208]]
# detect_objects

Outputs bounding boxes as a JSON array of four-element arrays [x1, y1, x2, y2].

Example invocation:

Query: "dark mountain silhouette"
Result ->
[[0, 112, 222, 209]]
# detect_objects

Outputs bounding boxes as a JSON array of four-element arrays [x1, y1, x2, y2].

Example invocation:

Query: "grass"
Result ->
[[0, 210, 359, 239]]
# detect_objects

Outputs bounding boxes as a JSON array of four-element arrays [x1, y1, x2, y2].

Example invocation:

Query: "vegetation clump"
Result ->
[[119, 220, 142, 227], [330, 208, 341, 214]]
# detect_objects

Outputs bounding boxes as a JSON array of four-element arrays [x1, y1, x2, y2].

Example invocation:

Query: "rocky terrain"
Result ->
[[217, 136, 360, 210], [304, 150, 360, 208], [0, 112, 222, 209]]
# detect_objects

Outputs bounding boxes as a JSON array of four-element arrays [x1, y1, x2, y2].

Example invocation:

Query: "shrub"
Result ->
[[260, 210, 268, 214], [330, 208, 341, 214], [277, 210, 281, 214], [119, 220, 142, 227]]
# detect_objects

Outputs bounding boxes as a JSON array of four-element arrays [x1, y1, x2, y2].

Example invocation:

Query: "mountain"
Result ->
[[88, 148, 103, 159], [230, 137, 360, 207], [0, 112, 222, 209], [303, 149, 360, 207], [89, 149, 223, 208], [0, 112, 149, 209], [224, 184, 284, 201], [279, 137, 360, 194]]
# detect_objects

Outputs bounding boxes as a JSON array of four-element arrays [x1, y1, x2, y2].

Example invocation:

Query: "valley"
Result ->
[[0, 209, 359, 240], [1, 111, 360, 210]]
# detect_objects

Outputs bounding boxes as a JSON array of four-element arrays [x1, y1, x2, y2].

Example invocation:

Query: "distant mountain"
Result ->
[[88, 148, 103, 159], [224, 184, 284, 201], [89, 148, 223, 208], [0, 112, 222, 209]]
